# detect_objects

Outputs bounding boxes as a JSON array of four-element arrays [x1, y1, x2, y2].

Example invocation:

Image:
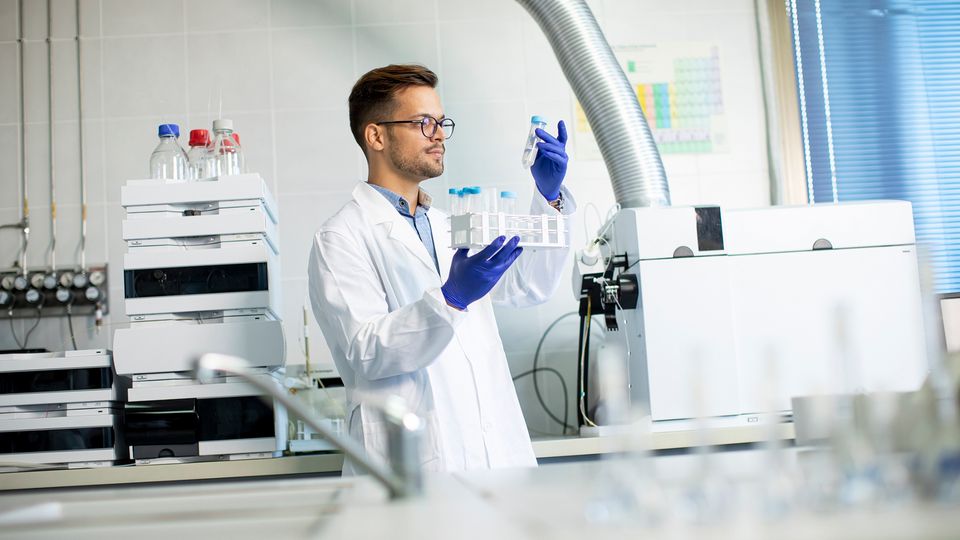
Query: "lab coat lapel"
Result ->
[[353, 182, 438, 275], [428, 208, 454, 282]]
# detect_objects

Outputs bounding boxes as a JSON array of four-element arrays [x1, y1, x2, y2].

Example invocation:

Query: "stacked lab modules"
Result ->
[[113, 173, 286, 464], [0, 349, 129, 468]]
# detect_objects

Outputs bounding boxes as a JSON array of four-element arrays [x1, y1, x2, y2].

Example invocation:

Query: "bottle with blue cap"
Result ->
[[448, 187, 461, 215], [149, 123, 188, 181], [522, 115, 548, 168]]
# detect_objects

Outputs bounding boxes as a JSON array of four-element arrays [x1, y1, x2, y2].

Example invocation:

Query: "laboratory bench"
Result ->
[[0, 423, 793, 492]]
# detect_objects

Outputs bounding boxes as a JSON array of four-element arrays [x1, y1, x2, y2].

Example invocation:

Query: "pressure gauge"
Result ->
[[1, 275, 14, 290], [13, 275, 28, 291], [0, 290, 12, 308], [89, 270, 106, 287], [30, 273, 45, 289], [55, 287, 74, 304], [43, 274, 58, 290], [24, 288, 43, 306], [59, 271, 75, 288], [84, 286, 101, 302], [72, 273, 89, 289]]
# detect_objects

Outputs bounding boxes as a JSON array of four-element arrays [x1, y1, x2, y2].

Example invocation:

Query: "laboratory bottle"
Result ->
[[521, 115, 548, 168], [448, 188, 460, 215], [210, 119, 244, 177], [186, 129, 212, 180], [231, 132, 246, 173], [149, 123, 188, 181], [464, 187, 479, 213]]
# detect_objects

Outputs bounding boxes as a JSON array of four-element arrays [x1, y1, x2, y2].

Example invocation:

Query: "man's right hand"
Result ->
[[441, 236, 523, 310]]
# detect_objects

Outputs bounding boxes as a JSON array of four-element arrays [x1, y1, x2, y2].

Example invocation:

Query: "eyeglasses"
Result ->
[[376, 116, 455, 139]]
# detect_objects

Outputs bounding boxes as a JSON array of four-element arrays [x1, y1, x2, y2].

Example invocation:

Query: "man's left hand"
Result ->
[[531, 119, 568, 202]]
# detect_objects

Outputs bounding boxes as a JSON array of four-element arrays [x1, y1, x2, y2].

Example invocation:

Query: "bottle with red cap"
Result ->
[[187, 129, 213, 181], [210, 119, 244, 177]]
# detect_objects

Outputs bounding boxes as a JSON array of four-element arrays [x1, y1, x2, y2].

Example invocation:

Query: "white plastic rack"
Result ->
[[449, 212, 567, 250]]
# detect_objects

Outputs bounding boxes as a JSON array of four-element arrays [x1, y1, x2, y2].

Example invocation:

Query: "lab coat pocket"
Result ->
[[360, 417, 442, 472]]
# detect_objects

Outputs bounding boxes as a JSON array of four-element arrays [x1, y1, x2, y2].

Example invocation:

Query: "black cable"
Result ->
[[8, 313, 24, 350], [512, 366, 569, 435], [22, 309, 41, 350], [532, 312, 578, 432], [66, 305, 78, 350], [530, 311, 606, 434]]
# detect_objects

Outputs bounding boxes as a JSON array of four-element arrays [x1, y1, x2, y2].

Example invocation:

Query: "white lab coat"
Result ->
[[307, 181, 575, 474]]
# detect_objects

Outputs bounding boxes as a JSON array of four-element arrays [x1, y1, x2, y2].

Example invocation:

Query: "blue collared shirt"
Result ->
[[368, 183, 440, 275]]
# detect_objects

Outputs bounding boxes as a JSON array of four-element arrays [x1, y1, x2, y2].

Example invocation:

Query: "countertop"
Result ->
[[0, 423, 793, 491]]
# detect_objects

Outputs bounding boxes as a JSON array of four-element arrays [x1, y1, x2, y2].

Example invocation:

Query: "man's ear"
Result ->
[[364, 123, 385, 153]]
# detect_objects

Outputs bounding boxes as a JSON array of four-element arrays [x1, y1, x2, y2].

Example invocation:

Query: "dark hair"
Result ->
[[348, 64, 438, 153]]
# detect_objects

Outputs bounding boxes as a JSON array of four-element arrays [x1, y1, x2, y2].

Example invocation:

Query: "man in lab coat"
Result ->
[[308, 64, 575, 473]]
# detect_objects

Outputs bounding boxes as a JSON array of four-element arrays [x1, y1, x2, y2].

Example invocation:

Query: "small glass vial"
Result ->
[[499, 191, 518, 214], [448, 188, 460, 215], [522, 115, 548, 168]]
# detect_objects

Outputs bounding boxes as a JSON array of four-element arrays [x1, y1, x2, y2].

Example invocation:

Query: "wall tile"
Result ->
[[520, 19, 570, 103], [22, 41, 48, 123], [102, 35, 187, 118], [276, 190, 354, 281], [441, 99, 527, 186], [50, 0, 78, 39], [51, 39, 79, 122], [101, 0, 183, 37], [438, 0, 524, 22], [354, 23, 438, 76], [354, 0, 435, 26], [274, 108, 360, 194], [21, 0, 46, 41], [438, 19, 524, 102], [0, 0, 18, 42], [0, 126, 18, 210], [77, 0, 100, 38], [186, 31, 271, 114], [271, 26, 354, 110], [186, 0, 269, 33], [78, 36, 103, 119], [270, 0, 352, 29], [0, 43, 18, 124]]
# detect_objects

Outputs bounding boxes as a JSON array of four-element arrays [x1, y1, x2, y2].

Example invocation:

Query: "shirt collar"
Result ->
[[367, 183, 432, 217]]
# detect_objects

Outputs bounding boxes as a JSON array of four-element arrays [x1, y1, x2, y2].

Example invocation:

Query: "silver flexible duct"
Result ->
[[516, 0, 670, 207]]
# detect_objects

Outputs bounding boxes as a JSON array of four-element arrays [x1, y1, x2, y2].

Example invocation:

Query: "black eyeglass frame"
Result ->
[[375, 116, 455, 139]]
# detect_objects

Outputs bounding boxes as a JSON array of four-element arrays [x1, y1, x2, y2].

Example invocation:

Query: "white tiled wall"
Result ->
[[0, 0, 770, 436]]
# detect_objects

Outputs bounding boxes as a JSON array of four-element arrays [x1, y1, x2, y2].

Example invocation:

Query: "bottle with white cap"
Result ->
[[210, 119, 244, 177]]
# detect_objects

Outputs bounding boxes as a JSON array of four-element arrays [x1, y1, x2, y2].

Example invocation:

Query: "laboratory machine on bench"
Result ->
[[112, 173, 287, 463], [576, 200, 929, 431], [0, 349, 129, 468]]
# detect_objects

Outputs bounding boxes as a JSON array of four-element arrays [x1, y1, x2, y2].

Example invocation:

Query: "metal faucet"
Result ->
[[194, 353, 424, 499]]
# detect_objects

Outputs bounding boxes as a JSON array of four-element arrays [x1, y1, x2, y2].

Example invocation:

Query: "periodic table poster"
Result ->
[[573, 42, 729, 159]]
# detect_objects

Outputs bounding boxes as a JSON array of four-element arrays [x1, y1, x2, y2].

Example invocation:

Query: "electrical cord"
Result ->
[[22, 308, 41, 350], [531, 312, 579, 433], [580, 297, 598, 427], [529, 311, 606, 434], [8, 311, 24, 350], [66, 304, 78, 350], [512, 366, 569, 435]]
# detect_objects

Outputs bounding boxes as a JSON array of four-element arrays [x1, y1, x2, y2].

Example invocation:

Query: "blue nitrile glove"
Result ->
[[531, 119, 569, 201], [441, 236, 523, 310]]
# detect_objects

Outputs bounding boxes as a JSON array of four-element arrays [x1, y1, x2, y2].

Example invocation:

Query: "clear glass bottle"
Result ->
[[210, 119, 244, 177], [149, 123, 188, 181], [187, 129, 212, 181], [522, 115, 548, 168]]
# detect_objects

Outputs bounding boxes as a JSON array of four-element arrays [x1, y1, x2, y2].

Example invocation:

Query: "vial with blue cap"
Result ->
[[522, 115, 548, 168]]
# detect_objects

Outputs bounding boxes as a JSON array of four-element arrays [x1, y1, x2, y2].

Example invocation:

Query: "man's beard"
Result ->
[[389, 144, 444, 179]]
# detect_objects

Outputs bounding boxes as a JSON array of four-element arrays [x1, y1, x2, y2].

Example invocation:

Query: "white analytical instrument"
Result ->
[[113, 174, 286, 463], [577, 200, 929, 430]]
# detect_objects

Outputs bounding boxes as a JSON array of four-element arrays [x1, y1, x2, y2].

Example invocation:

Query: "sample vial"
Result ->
[[522, 115, 548, 168]]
